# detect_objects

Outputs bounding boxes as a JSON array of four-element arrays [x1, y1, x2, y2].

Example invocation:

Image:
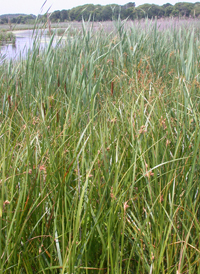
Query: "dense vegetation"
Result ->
[[1, 2, 200, 24], [0, 14, 36, 25], [48, 2, 200, 22], [0, 30, 15, 46], [0, 19, 200, 273]]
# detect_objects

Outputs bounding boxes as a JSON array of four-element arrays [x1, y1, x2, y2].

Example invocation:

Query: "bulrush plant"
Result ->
[[0, 18, 200, 273]]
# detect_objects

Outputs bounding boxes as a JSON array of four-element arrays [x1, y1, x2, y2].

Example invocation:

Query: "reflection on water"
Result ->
[[0, 29, 52, 61]]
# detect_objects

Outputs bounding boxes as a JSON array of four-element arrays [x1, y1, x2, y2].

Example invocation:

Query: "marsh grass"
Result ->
[[0, 30, 16, 46], [0, 19, 200, 273]]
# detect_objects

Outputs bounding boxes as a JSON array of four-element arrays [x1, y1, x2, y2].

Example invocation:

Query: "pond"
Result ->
[[0, 29, 53, 61]]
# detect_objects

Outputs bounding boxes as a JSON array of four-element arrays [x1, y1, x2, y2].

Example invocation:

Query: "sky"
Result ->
[[0, 0, 195, 15]]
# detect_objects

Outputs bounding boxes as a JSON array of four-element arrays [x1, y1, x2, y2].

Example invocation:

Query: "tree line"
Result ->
[[0, 14, 36, 24], [1, 2, 200, 24], [42, 2, 200, 22]]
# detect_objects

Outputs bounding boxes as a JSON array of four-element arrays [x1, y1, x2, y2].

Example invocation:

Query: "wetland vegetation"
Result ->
[[0, 19, 200, 273], [0, 30, 15, 46]]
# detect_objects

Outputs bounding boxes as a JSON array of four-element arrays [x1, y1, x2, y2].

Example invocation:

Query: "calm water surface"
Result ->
[[0, 29, 52, 61]]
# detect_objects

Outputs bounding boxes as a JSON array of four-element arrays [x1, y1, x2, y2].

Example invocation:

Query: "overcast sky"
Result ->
[[0, 0, 194, 15]]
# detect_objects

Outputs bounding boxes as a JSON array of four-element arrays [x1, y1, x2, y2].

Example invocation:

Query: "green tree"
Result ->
[[174, 2, 193, 17], [16, 16, 26, 24], [164, 5, 173, 17], [50, 10, 61, 22], [94, 5, 103, 21], [135, 4, 164, 18], [171, 8, 179, 17], [121, 4, 135, 20], [102, 6, 112, 21], [192, 3, 200, 17], [60, 10, 69, 21], [0, 17, 8, 24], [162, 3, 172, 9], [151, 4, 165, 18], [11, 17, 17, 24]]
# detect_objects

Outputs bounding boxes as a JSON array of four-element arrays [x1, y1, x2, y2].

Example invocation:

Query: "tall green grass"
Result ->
[[0, 30, 15, 46], [0, 19, 200, 273]]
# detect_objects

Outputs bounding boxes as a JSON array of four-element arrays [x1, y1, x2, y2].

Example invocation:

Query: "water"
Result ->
[[0, 29, 52, 61]]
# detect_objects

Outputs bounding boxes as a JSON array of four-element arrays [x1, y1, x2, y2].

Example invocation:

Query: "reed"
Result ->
[[0, 19, 199, 273], [0, 30, 16, 46]]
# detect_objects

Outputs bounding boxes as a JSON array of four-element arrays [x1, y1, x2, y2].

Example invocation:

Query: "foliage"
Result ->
[[0, 30, 15, 45], [1, 2, 200, 25], [0, 19, 200, 273], [0, 14, 36, 25], [47, 2, 200, 22]]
